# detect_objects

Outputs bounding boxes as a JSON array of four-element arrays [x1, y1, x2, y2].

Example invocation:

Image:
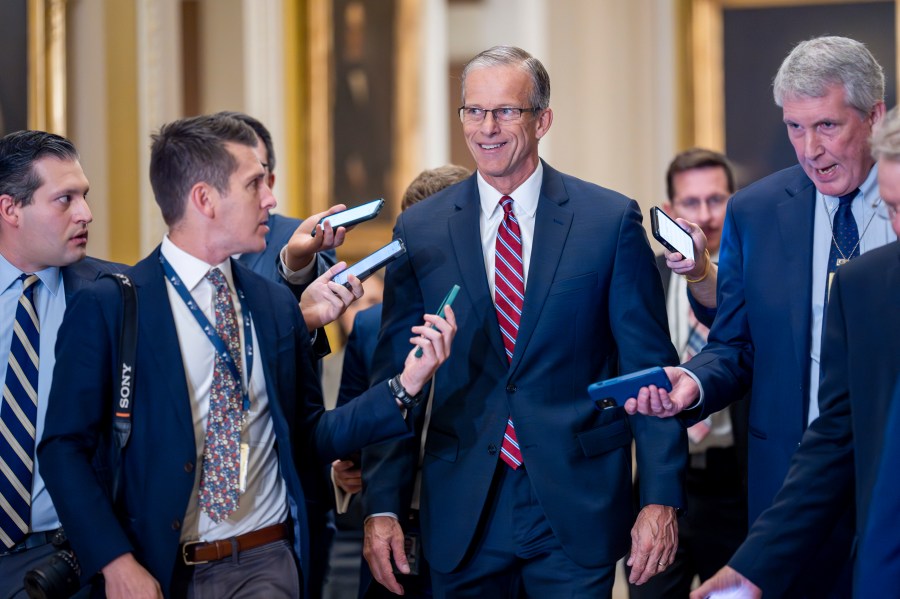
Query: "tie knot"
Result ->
[[20, 274, 38, 299], [838, 189, 859, 207], [499, 196, 514, 215], [206, 267, 229, 292]]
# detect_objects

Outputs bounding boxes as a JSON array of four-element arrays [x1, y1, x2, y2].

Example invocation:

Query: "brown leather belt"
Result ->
[[181, 522, 290, 565]]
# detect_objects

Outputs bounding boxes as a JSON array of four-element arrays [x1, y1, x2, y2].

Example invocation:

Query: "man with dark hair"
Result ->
[[0, 130, 121, 597], [628, 148, 747, 598], [627, 36, 897, 596], [363, 46, 685, 598], [38, 113, 456, 599]]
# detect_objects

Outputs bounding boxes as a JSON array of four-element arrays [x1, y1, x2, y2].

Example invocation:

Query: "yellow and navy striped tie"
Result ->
[[0, 274, 40, 549]]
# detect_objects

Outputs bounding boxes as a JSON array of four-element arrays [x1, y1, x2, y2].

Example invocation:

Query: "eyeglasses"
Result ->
[[458, 106, 541, 124], [673, 195, 729, 212]]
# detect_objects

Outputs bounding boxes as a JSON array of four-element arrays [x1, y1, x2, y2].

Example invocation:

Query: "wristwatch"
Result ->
[[388, 375, 426, 409]]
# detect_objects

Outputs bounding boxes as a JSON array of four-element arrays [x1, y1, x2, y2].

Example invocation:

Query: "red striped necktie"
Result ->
[[495, 196, 524, 469]]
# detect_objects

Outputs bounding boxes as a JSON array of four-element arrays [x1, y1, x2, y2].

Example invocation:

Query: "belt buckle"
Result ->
[[182, 540, 209, 566]]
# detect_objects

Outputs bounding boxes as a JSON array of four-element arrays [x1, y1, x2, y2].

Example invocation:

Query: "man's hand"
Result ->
[[627, 504, 678, 586], [284, 205, 349, 272], [664, 217, 708, 277], [299, 262, 363, 331], [102, 553, 163, 599], [398, 305, 457, 396], [363, 516, 408, 595], [690, 566, 762, 599], [624, 366, 699, 418], [332, 458, 362, 494]]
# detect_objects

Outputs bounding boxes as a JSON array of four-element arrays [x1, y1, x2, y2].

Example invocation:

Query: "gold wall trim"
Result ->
[[28, 0, 67, 134]]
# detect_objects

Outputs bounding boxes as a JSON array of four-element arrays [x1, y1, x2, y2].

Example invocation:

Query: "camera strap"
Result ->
[[101, 273, 138, 501]]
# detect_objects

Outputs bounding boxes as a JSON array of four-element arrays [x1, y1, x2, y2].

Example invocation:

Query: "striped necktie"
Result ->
[[0, 274, 40, 548], [495, 196, 525, 469]]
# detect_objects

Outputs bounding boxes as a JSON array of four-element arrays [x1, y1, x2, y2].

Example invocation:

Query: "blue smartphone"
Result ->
[[587, 367, 671, 410], [414, 284, 460, 358]]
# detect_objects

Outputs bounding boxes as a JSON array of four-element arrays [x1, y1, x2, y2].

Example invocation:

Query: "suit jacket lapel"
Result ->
[[510, 163, 572, 374], [777, 173, 816, 395], [133, 249, 195, 440], [447, 179, 507, 366]]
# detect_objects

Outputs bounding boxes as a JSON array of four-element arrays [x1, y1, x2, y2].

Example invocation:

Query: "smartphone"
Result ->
[[331, 239, 405, 288], [587, 366, 672, 411], [312, 198, 385, 237], [650, 206, 695, 262], [414, 284, 460, 358]]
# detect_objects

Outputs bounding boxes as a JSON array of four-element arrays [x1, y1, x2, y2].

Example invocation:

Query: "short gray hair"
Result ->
[[773, 36, 884, 116], [871, 106, 900, 161], [461, 46, 550, 111]]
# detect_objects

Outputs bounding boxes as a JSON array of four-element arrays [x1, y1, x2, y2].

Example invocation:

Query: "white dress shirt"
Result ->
[[161, 237, 288, 543]]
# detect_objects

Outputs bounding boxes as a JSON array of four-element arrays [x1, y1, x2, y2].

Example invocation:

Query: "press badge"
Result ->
[[239, 443, 250, 493]]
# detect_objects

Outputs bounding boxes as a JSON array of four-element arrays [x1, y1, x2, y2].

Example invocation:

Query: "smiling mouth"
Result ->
[[479, 142, 505, 150]]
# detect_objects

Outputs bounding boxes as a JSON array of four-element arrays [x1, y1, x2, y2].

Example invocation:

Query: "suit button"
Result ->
[[506, 384, 517, 393], [171, 519, 181, 531], [184, 462, 194, 473], [488, 444, 497, 456]]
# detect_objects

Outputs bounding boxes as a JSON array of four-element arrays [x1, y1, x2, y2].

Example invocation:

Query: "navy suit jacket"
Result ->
[[337, 304, 382, 408], [61, 256, 125, 297], [684, 164, 822, 523], [727, 241, 900, 596], [39, 248, 410, 596], [856, 374, 900, 596], [362, 162, 686, 573]]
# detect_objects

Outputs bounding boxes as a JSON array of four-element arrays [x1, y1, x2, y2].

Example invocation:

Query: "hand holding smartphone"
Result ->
[[331, 239, 405, 288], [587, 367, 672, 411], [650, 206, 695, 262], [312, 198, 385, 237], [414, 284, 460, 358]]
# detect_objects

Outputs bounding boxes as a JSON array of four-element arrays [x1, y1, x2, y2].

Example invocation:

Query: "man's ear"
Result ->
[[0, 195, 21, 227], [188, 182, 216, 219], [535, 107, 553, 140]]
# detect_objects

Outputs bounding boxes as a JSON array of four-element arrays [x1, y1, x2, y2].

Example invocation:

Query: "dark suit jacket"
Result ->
[[61, 256, 126, 297], [38, 248, 410, 596], [337, 304, 382, 408], [728, 241, 900, 596], [683, 165, 823, 523], [362, 162, 686, 573], [856, 374, 900, 596]]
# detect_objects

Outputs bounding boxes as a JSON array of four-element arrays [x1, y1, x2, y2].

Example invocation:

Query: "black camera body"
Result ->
[[23, 529, 82, 599]]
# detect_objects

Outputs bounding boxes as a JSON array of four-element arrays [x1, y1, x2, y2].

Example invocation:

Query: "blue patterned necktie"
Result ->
[[826, 189, 860, 299], [495, 196, 524, 469], [0, 274, 40, 548], [198, 268, 244, 523]]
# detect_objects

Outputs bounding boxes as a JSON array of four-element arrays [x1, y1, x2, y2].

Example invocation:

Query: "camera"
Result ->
[[23, 529, 82, 599]]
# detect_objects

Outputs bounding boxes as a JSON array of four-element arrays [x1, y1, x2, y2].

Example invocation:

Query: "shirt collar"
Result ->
[[0, 251, 62, 296], [161, 235, 235, 292], [477, 161, 543, 219]]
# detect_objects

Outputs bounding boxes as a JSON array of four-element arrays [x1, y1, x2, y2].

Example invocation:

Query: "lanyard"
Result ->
[[160, 254, 254, 411]]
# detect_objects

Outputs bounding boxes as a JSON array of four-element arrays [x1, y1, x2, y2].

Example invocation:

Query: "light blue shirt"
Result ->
[[0, 253, 66, 533], [808, 165, 897, 423]]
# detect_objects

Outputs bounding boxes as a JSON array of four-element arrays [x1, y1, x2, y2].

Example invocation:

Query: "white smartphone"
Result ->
[[650, 206, 695, 262]]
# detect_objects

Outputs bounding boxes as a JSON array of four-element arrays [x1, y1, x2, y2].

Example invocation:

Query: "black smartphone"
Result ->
[[650, 206, 695, 262], [587, 366, 672, 411], [414, 284, 460, 358], [312, 198, 385, 237], [331, 239, 405, 288]]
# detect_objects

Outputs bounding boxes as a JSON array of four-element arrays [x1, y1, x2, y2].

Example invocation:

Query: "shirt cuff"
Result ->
[[365, 512, 399, 523], [279, 246, 318, 284], [676, 366, 704, 409]]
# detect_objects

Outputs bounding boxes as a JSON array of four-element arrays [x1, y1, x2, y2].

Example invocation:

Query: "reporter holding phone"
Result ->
[[626, 37, 898, 597], [362, 46, 685, 598]]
